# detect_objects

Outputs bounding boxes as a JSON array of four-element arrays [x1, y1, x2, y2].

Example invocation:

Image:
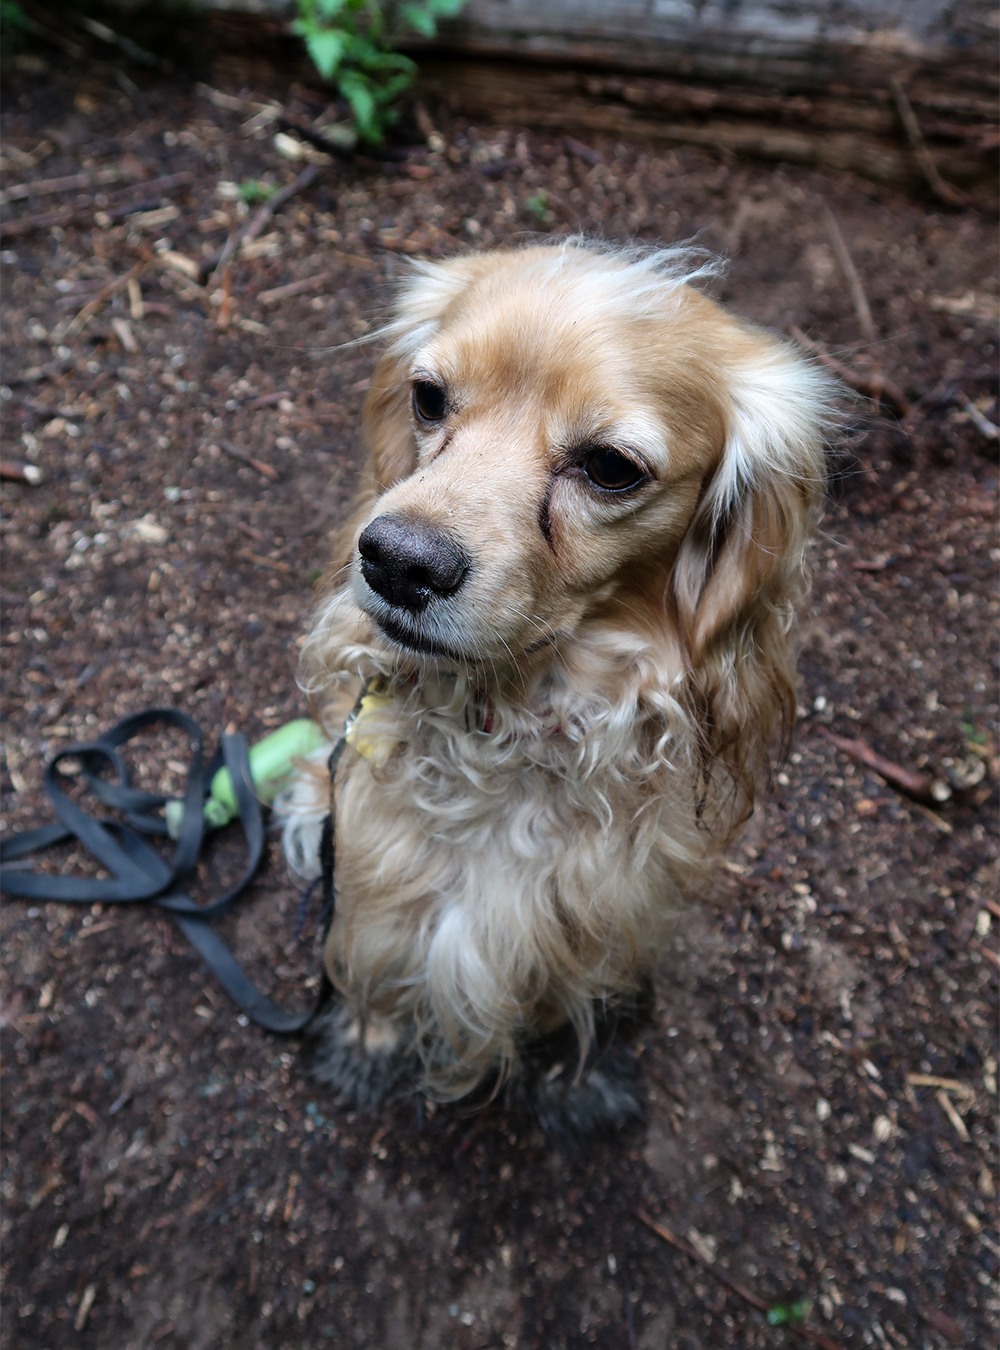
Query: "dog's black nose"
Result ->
[[358, 514, 469, 613]]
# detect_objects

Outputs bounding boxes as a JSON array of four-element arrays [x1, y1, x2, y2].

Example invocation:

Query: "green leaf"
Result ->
[[524, 191, 550, 223], [315, 0, 348, 18], [238, 179, 275, 205], [360, 0, 385, 42], [339, 69, 381, 142], [400, 4, 439, 38], [427, 0, 466, 16], [0, 1, 29, 32], [766, 1299, 811, 1327], [358, 46, 416, 75], [305, 27, 348, 80], [374, 69, 415, 105]]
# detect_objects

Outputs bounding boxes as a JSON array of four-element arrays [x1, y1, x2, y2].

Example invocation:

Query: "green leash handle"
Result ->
[[164, 718, 327, 837]]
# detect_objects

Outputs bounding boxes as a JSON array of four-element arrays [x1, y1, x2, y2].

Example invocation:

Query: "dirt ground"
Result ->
[[1, 27, 997, 1350]]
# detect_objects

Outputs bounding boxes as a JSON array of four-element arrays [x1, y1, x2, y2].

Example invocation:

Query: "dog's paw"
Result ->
[[305, 1003, 419, 1110], [513, 989, 653, 1142], [519, 1048, 646, 1143]]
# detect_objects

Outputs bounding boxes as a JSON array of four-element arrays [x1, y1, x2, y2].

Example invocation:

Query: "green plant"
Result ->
[[293, 0, 464, 144], [765, 1299, 810, 1327], [524, 190, 551, 224], [1, 1, 30, 50], [238, 178, 276, 205]]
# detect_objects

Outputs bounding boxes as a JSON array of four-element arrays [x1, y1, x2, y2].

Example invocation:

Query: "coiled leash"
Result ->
[[0, 708, 343, 1036]]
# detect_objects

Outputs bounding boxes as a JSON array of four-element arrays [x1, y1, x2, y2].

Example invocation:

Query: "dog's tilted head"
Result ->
[[307, 241, 832, 829], [294, 241, 834, 1132]]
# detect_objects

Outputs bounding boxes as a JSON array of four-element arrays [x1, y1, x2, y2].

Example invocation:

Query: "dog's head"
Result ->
[[318, 242, 833, 816]]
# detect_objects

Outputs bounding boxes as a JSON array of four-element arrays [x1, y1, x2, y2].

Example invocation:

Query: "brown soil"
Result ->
[[1, 30, 997, 1350]]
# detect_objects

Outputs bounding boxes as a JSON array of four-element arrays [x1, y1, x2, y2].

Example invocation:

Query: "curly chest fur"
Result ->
[[325, 687, 692, 1056]]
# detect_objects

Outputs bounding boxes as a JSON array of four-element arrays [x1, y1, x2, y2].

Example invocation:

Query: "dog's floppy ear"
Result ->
[[673, 333, 832, 821]]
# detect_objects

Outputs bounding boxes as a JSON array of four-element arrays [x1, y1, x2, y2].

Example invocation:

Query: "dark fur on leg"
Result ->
[[304, 1003, 419, 1111], [517, 1049, 646, 1143], [305, 983, 654, 1136], [512, 981, 654, 1143]]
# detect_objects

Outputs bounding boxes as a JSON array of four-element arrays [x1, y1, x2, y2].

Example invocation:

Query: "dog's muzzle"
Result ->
[[358, 514, 470, 614]]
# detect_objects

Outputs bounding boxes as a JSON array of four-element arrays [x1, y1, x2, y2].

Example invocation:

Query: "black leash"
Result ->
[[0, 708, 334, 1036]]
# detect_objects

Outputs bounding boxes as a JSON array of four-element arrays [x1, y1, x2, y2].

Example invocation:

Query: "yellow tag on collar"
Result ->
[[345, 678, 399, 767]]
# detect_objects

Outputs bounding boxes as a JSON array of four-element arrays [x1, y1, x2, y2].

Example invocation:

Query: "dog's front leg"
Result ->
[[305, 1001, 419, 1110]]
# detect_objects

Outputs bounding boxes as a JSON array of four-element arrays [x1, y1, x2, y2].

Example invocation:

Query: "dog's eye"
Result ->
[[581, 447, 647, 493], [412, 379, 447, 424]]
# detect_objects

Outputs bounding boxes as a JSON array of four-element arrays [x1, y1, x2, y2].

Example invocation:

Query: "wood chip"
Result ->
[[156, 249, 201, 281], [935, 1089, 970, 1142], [127, 276, 144, 320], [110, 317, 137, 352], [74, 1283, 97, 1333]]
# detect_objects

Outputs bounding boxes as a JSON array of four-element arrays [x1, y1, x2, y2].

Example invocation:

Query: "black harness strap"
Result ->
[[0, 708, 335, 1036]]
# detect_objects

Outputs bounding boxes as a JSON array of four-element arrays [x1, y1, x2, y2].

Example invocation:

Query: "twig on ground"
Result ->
[[0, 168, 126, 206], [935, 1088, 970, 1142], [636, 1210, 844, 1349], [960, 399, 999, 442], [214, 264, 235, 331], [637, 1210, 769, 1314], [789, 327, 910, 419], [0, 173, 193, 240], [74, 13, 173, 71], [203, 165, 322, 283], [0, 461, 43, 485], [564, 135, 602, 165], [240, 552, 293, 573], [820, 729, 951, 807], [216, 441, 280, 481], [818, 205, 894, 413], [908, 799, 954, 836], [906, 1073, 971, 1094], [61, 259, 150, 338], [257, 271, 338, 307], [820, 206, 877, 347], [889, 77, 969, 208], [197, 83, 275, 121]]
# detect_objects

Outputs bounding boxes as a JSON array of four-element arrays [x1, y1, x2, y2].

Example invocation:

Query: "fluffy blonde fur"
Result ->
[[285, 240, 832, 1109]]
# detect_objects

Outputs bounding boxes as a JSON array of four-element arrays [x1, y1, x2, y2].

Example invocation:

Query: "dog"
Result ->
[[280, 240, 832, 1136]]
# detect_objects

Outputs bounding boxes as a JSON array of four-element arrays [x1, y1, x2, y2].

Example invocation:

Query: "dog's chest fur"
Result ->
[[327, 677, 690, 1053]]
